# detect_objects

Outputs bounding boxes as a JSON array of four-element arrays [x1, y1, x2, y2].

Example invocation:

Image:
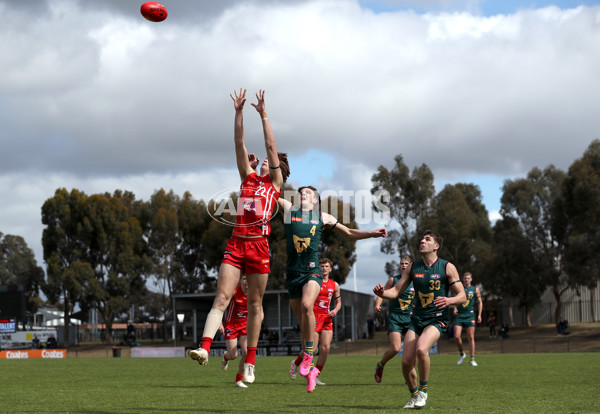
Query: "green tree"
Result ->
[[41, 188, 95, 346], [557, 140, 600, 293], [420, 183, 492, 275], [500, 166, 567, 325], [485, 217, 547, 326], [0, 233, 45, 316], [371, 155, 435, 273]]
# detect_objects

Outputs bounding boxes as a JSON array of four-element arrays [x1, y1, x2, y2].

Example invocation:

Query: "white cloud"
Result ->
[[1, 1, 599, 294]]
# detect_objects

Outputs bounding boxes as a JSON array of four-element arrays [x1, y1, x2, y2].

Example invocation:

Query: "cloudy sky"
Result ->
[[1, 0, 599, 294]]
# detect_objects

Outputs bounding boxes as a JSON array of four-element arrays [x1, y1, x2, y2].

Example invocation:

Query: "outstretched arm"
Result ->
[[231, 88, 254, 180], [322, 212, 387, 240], [475, 287, 483, 324], [252, 90, 283, 192], [374, 276, 395, 313], [374, 265, 411, 300]]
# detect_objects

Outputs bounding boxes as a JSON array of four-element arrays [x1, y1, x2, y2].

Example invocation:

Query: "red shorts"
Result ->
[[224, 321, 247, 340], [221, 236, 270, 274], [314, 313, 333, 333]]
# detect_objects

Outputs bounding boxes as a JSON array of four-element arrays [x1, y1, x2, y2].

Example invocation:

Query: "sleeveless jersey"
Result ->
[[389, 278, 415, 319], [225, 285, 248, 325], [410, 258, 449, 320], [457, 285, 477, 317], [233, 172, 280, 237], [314, 278, 336, 316], [285, 208, 323, 274]]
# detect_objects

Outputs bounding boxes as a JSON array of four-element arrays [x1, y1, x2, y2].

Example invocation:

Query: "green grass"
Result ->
[[1, 354, 599, 413]]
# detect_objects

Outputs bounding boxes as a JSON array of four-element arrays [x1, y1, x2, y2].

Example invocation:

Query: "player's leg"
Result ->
[[401, 329, 420, 408], [315, 329, 332, 385], [235, 335, 248, 387], [243, 272, 268, 383], [299, 280, 320, 377], [413, 325, 441, 408], [289, 298, 304, 379], [190, 263, 241, 366], [375, 331, 401, 383], [222, 337, 238, 371], [454, 324, 466, 364], [466, 326, 477, 366]]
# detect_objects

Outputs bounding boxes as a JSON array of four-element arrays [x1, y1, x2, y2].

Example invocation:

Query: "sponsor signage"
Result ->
[[0, 318, 16, 333], [0, 349, 67, 359]]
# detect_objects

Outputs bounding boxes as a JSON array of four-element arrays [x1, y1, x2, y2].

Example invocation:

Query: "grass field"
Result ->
[[2, 353, 599, 413]]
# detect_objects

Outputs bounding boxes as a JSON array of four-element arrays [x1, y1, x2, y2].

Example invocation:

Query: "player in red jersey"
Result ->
[[289, 258, 341, 386], [220, 275, 250, 388], [190, 89, 290, 385]]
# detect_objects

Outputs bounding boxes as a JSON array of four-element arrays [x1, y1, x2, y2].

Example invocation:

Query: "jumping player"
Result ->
[[453, 272, 482, 366], [190, 89, 290, 385], [373, 256, 417, 384], [374, 230, 466, 409], [289, 257, 341, 386], [279, 186, 387, 393]]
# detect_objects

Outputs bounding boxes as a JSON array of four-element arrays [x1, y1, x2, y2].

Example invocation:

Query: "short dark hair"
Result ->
[[319, 257, 333, 267], [423, 230, 443, 252]]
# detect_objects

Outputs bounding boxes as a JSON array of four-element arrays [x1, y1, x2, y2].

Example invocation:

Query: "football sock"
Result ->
[[223, 353, 230, 362], [419, 381, 428, 393], [294, 354, 303, 365], [235, 373, 244, 383], [410, 386, 418, 397], [470, 355, 475, 361], [305, 341, 314, 356], [378, 360, 385, 367], [458, 347, 464, 355], [316, 364, 324, 373], [245, 347, 257, 365], [200, 337, 213, 352]]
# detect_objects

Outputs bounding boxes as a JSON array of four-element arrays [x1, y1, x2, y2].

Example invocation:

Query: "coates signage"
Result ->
[[0, 349, 67, 359]]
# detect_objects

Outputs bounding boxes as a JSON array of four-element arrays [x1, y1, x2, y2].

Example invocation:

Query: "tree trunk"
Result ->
[[553, 283, 563, 326], [525, 306, 531, 327], [507, 296, 515, 326]]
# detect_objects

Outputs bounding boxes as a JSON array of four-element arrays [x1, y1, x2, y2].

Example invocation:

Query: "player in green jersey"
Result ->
[[374, 230, 466, 409], [453, 272, 482, 366], [373, 256, 417, 384], [279, 186, 387, 392]]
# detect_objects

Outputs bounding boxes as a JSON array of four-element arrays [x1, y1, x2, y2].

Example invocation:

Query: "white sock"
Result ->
[[202, 308, 224, 339]]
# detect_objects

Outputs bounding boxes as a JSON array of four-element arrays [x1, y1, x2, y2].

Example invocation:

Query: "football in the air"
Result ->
[[140, 2, 168, 22]]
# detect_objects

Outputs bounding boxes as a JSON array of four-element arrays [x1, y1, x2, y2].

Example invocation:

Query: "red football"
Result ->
[[140, 2, 168, 22]]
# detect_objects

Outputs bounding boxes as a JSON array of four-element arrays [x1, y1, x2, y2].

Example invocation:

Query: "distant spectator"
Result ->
[[32, 335, 40, 349], [557, 319, 570, 335], [487, 312, 497, 338], [499, 322, 509, 339]]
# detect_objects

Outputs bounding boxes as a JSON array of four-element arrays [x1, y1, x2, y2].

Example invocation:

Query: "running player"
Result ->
[[279, 186, 387, 393], [373, 256, 416, 384], [220, 275, 249, 388], [190, 89, 290, 385], [289, 257, 341, 386], [453, 272, 482, 366], [374, 230, 466, 409]]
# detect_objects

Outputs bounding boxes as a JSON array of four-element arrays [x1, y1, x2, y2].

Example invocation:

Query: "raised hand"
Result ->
[[230, 88, 247, 111], [251, 89, 266, 114]]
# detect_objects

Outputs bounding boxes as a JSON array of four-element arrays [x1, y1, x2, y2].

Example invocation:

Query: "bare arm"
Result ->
[[374, 277, 395, 313], [252, 90, 283, 192], [322, 212, 387, 240], [231, 88, 254, 180], [475, 287, 483, 324], [374, 266, 411, 300], [328, 282, 342, 318], [433, 263, 466, 309]]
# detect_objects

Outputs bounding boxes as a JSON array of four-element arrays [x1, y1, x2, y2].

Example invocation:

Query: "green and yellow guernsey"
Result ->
[[389, 278, 414, 326], [285, 208, 323, 275], [410, 258, 449, 320], [456, 285, 477, 322]]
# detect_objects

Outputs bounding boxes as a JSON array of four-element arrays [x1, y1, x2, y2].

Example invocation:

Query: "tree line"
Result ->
[[372, 139, 600, 326], [1, 140, 599, 345]]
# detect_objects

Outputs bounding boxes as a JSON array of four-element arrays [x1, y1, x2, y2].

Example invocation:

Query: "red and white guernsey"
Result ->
[[233, 172, 281, 237], [225, 285, 248, 325], [314, 278, 336, 316]]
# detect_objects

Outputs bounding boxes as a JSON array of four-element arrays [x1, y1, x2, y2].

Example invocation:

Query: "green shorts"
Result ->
[[387, 312, 411, 335], [454, 314, 476, 328], [408, 314, 449, 336], [286, 270, 322, 299]]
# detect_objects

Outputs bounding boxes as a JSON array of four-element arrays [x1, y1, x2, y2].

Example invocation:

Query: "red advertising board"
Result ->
[[0, 349, 67, 359]]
